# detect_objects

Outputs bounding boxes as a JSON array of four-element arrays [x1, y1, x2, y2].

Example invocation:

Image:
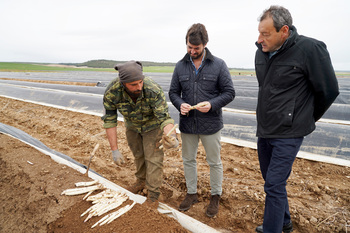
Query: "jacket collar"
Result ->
[[256, 25, 298, 54], [181, 47, 214, 63], [279, 25, 298, 51]]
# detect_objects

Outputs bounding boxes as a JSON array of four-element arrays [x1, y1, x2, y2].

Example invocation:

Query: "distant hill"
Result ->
[[60, 59, 176, 68]]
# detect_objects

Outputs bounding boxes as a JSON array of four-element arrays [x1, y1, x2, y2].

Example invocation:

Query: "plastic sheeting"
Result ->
[[1, 71, 350, 161], [0, 122, 99, 175], [0, 122, 220, 233]]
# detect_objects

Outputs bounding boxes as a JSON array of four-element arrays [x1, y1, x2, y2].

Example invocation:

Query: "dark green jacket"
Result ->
[[102, 77, 174, 133]]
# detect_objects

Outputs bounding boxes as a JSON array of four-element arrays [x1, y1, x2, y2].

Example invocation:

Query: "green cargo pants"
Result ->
[[126, 128, 164, 195]]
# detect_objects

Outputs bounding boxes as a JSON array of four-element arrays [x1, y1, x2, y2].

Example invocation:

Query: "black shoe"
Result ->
[[256, 221, 293, 233], [179, 193, 198, 211]]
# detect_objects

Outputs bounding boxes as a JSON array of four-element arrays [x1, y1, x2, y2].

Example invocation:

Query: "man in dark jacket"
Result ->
[[169, 23, 235, 217], [254, 6, 339, 233]]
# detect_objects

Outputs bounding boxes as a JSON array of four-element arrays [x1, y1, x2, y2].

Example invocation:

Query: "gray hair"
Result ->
[[259, 5, 293, 32]]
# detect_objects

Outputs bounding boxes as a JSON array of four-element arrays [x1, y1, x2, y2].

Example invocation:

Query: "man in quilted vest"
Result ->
[[169, 23, 235, 217]]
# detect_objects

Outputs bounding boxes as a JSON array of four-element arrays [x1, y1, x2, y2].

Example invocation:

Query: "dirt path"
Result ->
[[1, 95, 350, 232]]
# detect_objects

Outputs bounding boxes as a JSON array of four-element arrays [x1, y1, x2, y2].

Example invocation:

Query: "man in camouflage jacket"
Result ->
[[102, 61, 178, 206]]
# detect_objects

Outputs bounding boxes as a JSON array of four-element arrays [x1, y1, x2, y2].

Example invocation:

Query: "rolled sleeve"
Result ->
[[102, 95, 119, 129], [102, 118, 118, 129]]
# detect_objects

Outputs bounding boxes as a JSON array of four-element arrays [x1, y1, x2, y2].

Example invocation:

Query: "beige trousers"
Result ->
[[126, 128, 164, 195]]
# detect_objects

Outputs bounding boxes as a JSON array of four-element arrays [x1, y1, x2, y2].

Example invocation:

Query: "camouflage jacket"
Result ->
[[102, 77, 174, 133]]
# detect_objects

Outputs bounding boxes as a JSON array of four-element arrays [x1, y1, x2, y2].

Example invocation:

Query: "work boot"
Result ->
[[126, 179, 145, 194], [143, 191, 159, 209], [179, 193, 198, 211], [255, 221, 293, 233], [148, 190, 160, 202], [206, 194, 220, 217]]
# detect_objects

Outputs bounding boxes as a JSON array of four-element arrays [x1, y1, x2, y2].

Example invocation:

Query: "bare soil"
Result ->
[[1, 93, 350, 232]]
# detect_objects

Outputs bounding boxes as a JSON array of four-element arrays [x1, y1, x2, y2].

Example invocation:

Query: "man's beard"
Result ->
[[125, 87, 141, 99], [190, 50, 204, 60]]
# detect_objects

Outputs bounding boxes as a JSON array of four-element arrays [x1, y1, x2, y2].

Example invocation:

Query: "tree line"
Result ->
[[61, 59, 176, 68]]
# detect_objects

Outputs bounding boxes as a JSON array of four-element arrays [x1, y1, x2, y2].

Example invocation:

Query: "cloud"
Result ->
[[0, 0, 349, 70]]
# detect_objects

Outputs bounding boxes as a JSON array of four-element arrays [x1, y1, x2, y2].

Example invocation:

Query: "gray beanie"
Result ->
[[114, 60, 144, 83]]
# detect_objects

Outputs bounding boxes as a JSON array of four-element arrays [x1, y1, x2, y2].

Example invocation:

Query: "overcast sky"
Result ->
[[1, 0, 349, 70]]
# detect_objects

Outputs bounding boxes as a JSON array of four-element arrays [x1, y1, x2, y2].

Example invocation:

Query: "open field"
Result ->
[[1, 96, 350, 232], [0, 62, 112, 72], [0, 62, 257, 76], [1, 64, 350, 232], [2, 61, 350, 77], [0, 62, 175, 73]]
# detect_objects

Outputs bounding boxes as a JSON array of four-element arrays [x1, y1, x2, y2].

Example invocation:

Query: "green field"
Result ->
[[0, 62, 175, 73], [2, 62, 349, 77], [0, 62, 112, 72], [0, 62, 257, 76]]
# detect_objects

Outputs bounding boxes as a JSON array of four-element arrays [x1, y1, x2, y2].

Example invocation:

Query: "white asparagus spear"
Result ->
[[83, 193, 128, 221], [91, 212, 111, 228], [84, 204, 108, 222], [81, 205, 94, 217], [61, 184, 103, 196], [189, 102, 208, 110], [95, 196, 128, 216], [106, 202, 136, 224], [75, 180, 98, 187], [90, 193, 127, 206], [87, 190, 122, 203], [86, 190, 111, 201], [91, 202, 136, 228], [83, 190, 94, 200], [89, 192, 125, 205], [85, 195, 128, 216]]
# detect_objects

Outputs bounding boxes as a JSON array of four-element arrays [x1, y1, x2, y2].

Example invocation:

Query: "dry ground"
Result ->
[[1, 93, 350, 232]]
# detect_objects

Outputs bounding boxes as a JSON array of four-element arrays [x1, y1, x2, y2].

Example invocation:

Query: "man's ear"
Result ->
[[281, 25, 290, 39]]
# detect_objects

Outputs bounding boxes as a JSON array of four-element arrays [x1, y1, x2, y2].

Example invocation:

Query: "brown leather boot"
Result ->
[[143, 191, 159, 209], [206, 194, 220, 217], [126, 179, 145, 194], [179, 193, 198, 211]]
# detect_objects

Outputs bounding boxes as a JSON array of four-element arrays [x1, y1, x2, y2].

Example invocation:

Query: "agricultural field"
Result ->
[[0, 61, 257, 76], [0, 63, 350, 232]]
